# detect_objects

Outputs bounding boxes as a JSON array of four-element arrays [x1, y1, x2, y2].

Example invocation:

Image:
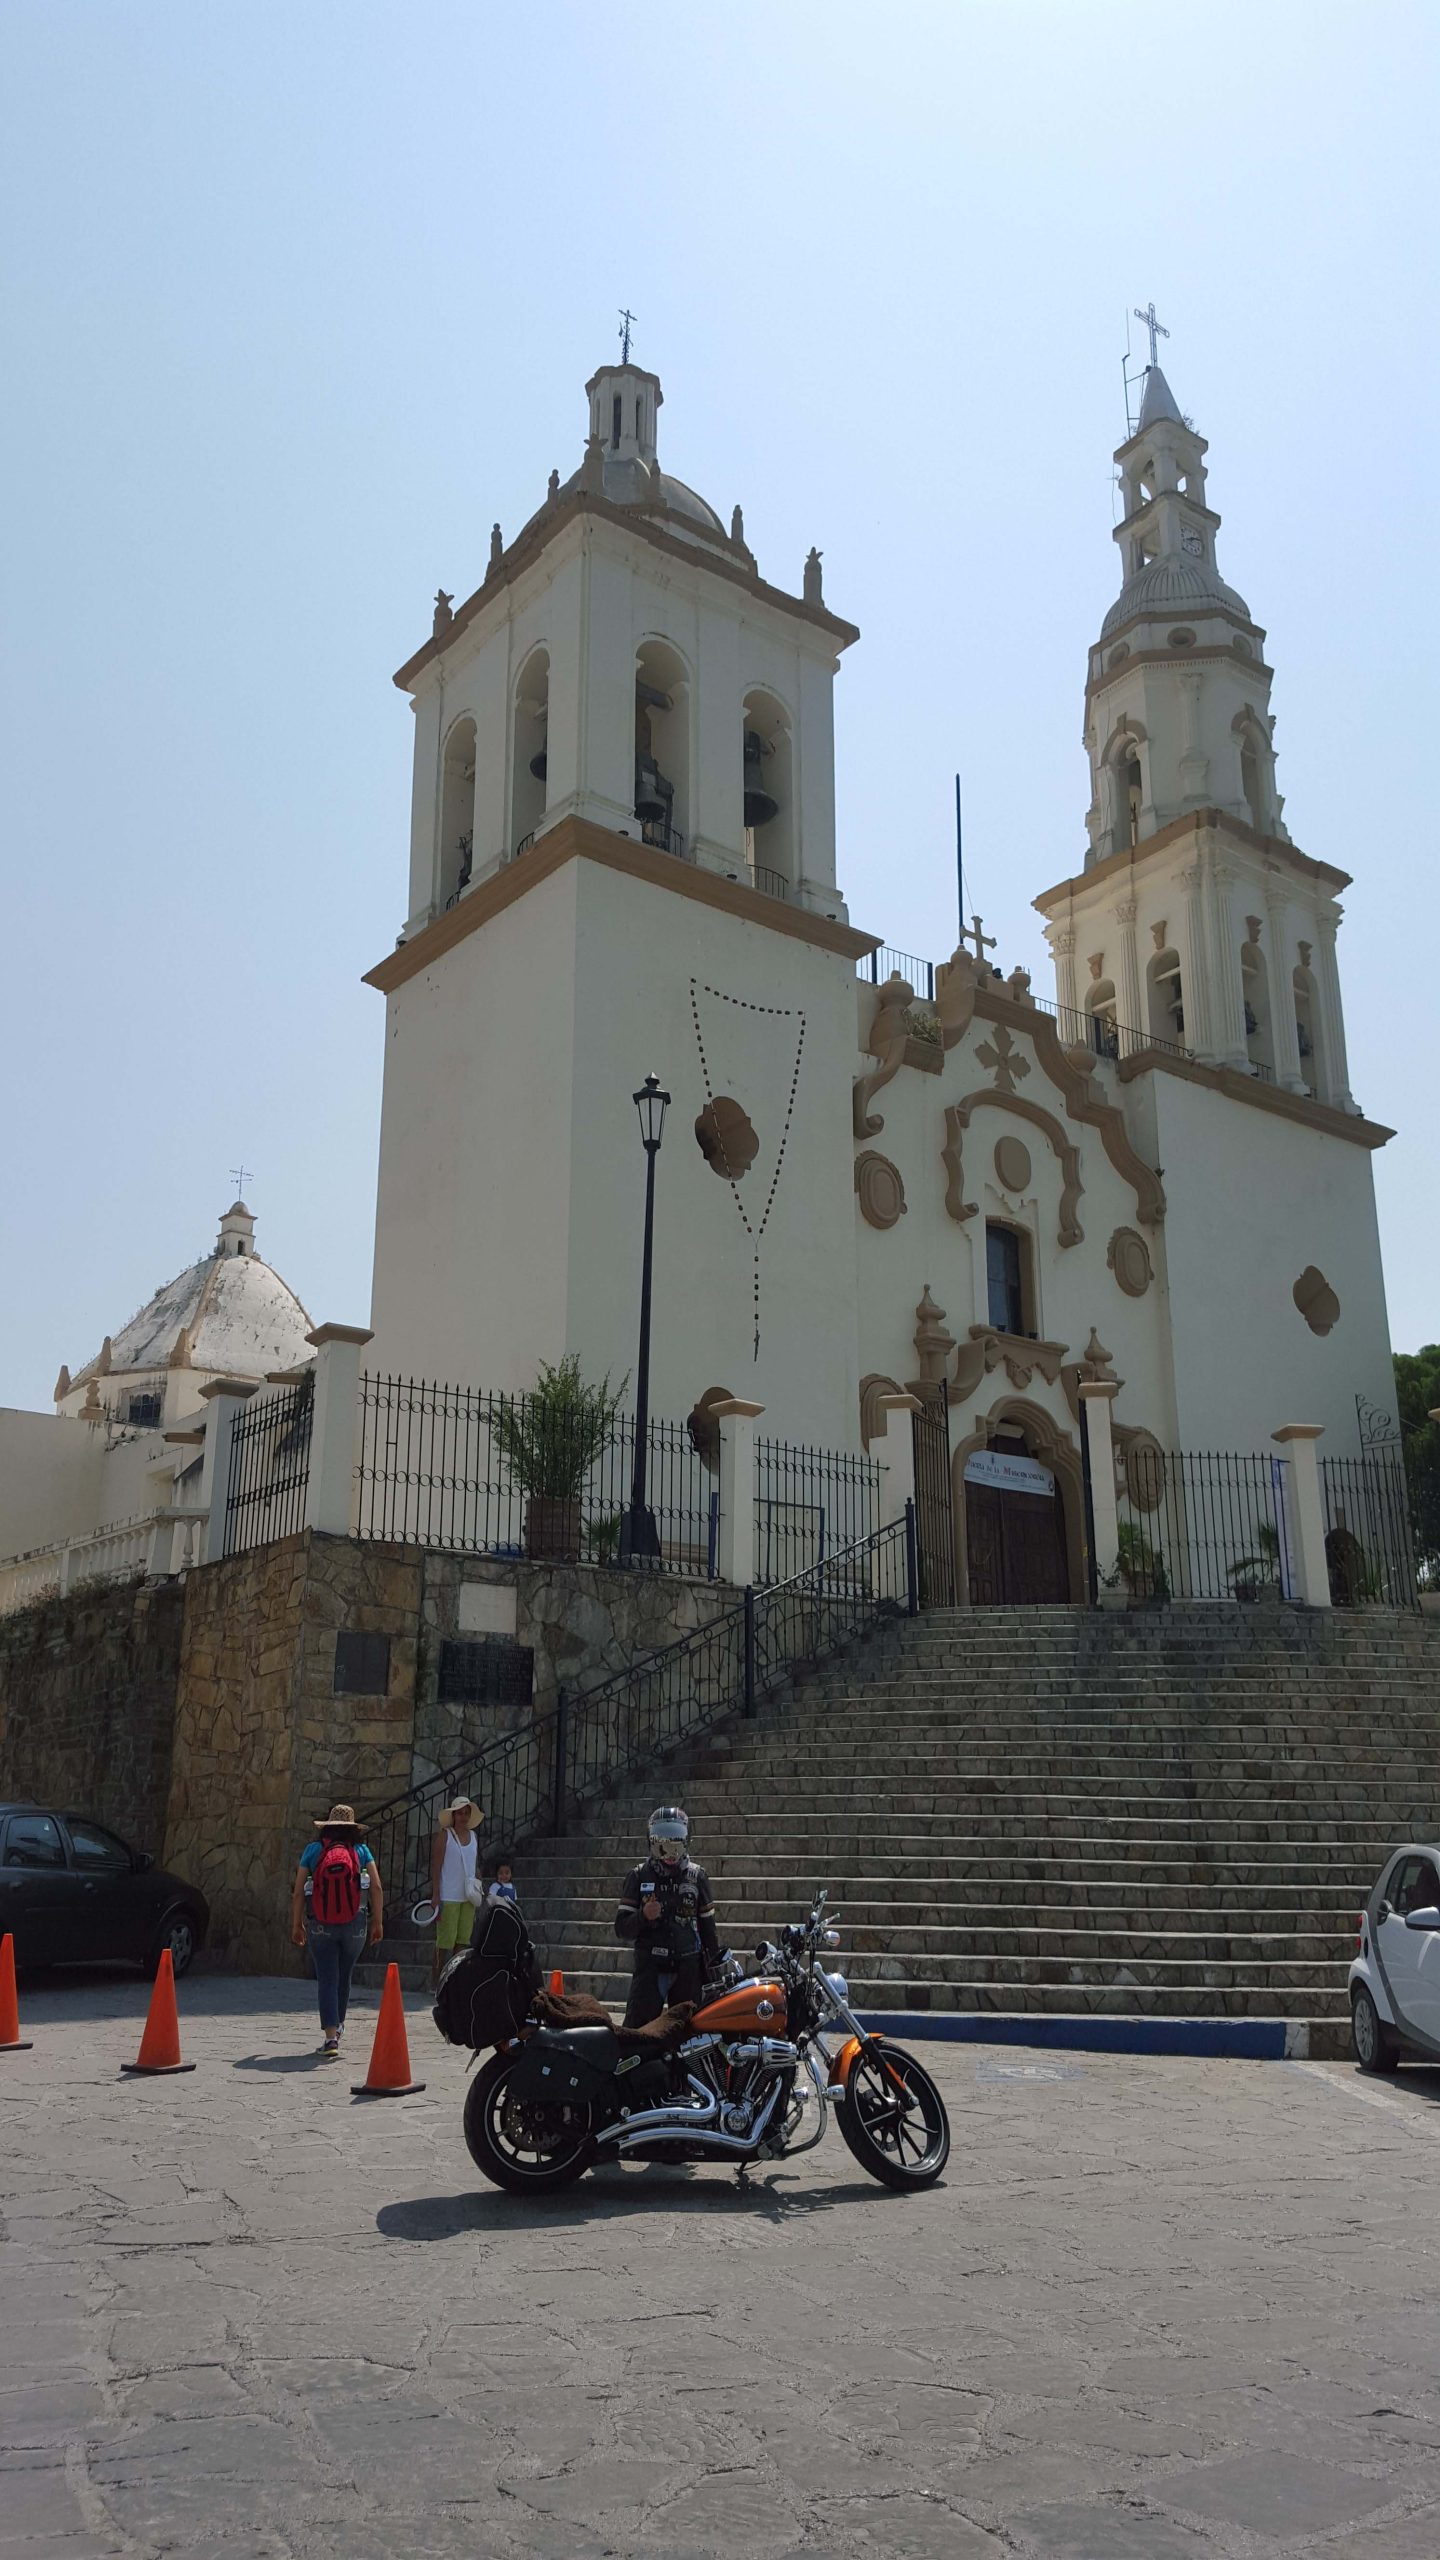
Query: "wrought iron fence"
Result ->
[[753, 1437, 881, 1585], [749, 864, 789, 903], [354, 1375, 717, 1578], [363, 1512, 916, 1916], [1112, 1447, 1297, 1604], [1028, 994, 1193, 1065], [224, 1377, 313, 1556], [1321, 1453, 1418, 1609], [860, 945, 937, 1002]]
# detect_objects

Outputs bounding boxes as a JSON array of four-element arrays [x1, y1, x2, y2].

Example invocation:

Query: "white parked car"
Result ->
[[1349, 1844, 1440, 2071]]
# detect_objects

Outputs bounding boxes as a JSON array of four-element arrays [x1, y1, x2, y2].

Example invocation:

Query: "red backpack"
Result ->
[[311, 1838, 363, 1925]]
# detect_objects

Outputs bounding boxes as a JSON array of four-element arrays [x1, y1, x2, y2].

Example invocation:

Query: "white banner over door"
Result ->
[[963, 1449, 1056, 1497]]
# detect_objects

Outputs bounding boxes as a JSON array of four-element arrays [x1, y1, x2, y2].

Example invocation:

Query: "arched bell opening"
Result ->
[[1293, 960, 1324, 1098], [741, 687, 795, 898], [951, 1397, 1084, 1609], [634, 637, 690, 859], [1234, 709, 1277, 837], [1086, 977, 1120, 1062], [1147, 945, 1185, 1046], [438, 715, 477, 909], [510, 647, 550, 857], [1240, 936, 1275, 1077], [1100, 724, 1148, 857]]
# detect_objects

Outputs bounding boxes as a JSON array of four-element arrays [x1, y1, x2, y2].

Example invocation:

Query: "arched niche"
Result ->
[[510, 647, 550, 856], [742, 686, 795, 895], [635, 636, 690, 858], [1147, 946, 1184, 1046], [1233, 708, 1277, 835], [1086, 978, 1120, 1062], [942, 1095, 1083, 1248], [438, 715, 477, 909], [1293, 956, 1324, 1096], [950, 1393, 1085, 1609], [1100, 721, 1148, 856]]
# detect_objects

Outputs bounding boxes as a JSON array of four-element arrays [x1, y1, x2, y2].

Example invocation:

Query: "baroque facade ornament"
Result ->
[[975, 1025, 1031, 1095], [1293, 1266, 1340, 1336], [993, 1135, 1032, 1194], [942, 1094, 1084, 1247], [854, 1151, 907, 1230], [1107, 1226, 1154, 1298], [852, 972, 914, 1138]]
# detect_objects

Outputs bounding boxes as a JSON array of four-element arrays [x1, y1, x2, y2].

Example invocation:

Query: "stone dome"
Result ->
[[1101, 553, 1251, 640], [557, 451, 728, 540]]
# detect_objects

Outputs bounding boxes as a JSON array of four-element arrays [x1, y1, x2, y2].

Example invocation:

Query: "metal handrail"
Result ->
[[749, 865, 790, 903], [363, 1510, 916, 1915]]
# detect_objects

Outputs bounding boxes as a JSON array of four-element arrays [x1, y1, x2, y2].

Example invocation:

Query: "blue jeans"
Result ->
[[307, 1916, 369, 2033]]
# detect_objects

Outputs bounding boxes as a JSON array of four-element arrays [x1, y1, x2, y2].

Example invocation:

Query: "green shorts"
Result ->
[[436, 1900, 475, 1953]]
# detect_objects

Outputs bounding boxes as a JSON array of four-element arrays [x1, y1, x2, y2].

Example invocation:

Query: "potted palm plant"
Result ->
[[494, 1357, 626, 1563], [1229, 1519, 1282, 1604], [1114, 1519, 1169, 1604]]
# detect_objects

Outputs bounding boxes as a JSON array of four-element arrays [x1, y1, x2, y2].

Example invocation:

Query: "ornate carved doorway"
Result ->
[[963, 1444, 1071, 1605]]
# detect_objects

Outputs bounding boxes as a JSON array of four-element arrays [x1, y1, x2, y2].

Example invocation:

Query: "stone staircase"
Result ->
[[488, 1606, 1440, 2059]]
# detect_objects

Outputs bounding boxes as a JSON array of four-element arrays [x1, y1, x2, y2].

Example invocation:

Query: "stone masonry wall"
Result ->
[[164, 1534, 419, 1973], [412, 1553, 733, 1782], [0, 1575, 184, 1852]]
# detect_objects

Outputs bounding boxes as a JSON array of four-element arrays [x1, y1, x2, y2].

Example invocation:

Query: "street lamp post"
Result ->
[[621, 1073, 670, 1566]]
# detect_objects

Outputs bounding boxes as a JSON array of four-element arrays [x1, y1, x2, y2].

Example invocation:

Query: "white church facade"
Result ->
[[362, 349, 1395, 1602]]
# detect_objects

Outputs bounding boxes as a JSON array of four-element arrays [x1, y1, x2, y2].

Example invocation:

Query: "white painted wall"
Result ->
[[0, 1410, 184, 1563]]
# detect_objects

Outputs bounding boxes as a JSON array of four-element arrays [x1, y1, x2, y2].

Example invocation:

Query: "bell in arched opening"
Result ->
[[528, 729, 548, 782], [743, 729, 779, 828]]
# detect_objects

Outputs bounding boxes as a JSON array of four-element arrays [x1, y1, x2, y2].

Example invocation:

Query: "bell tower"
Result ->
[[1036, 355, 1357, 1110], [364, 354, 873, 1435]]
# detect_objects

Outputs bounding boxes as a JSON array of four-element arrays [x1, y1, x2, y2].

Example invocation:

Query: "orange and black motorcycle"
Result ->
[[462, 1892, 950, 2195]]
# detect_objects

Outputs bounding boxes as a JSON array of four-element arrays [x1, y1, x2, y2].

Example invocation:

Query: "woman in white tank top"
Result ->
[[429, 1795, 482, 1981]]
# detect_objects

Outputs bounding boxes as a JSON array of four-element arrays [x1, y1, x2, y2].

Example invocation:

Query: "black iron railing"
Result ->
[[1111, 1447, 1294, 1604], [860, 944, 936, 1001], [364, 1511, 915, 1915], [1028, 994, 1194, 1065], [354, 1375, 717, 1577], [1321, 1453, 1418, 1610], [753, 1437, 881, 1585], [513, 830, 536, 859], [749, 864, 790, 903], [224, 1377, 313, 1556], [639, 820, 686, 859]]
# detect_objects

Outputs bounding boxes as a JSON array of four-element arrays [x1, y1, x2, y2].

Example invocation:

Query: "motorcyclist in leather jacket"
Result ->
[[615, 1806, 722, 2028]]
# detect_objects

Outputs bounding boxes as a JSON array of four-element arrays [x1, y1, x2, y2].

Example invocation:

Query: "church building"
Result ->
[[361, 344, 1395, 1607]]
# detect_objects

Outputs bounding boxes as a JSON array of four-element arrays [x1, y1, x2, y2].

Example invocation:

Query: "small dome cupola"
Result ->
[[217, 1198, 257, 1259], [586, 361, 662, 465]]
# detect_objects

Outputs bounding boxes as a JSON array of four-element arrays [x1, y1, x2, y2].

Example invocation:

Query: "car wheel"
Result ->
[[1351, 1984, 1399, 2074], [148, 1911, 198, 1980]]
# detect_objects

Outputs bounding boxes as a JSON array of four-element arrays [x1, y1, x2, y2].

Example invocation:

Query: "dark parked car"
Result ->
[[0, 1804, 208, 1977]]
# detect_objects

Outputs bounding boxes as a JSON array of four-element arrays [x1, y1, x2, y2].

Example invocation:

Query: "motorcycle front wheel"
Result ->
[[463, 2049, 596, 2194], [837, 2041, 950, 2190]]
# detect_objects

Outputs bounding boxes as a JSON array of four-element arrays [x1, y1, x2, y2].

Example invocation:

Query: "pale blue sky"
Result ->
[[2, 1, 1434, 1411]]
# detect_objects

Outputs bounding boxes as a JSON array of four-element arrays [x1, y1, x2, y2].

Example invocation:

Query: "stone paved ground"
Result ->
[[3, 1975, 1440, 2559]]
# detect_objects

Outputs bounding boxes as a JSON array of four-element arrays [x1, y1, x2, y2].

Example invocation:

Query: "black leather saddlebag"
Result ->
[[507, 2024, 620, 2104]]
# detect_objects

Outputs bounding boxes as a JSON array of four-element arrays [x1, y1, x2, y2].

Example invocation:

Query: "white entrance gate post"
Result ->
[[196, 1378, 261, 1563], [713, 1399, 764, 1587], [1078, 1379, 1123, 1604], [876, 1394, 922, 1529], [304, 1324, 375, 1538], [1271, 1424, 1331, 1608]]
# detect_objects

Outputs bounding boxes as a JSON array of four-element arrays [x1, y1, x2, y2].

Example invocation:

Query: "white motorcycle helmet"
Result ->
[[647, 1805, 690, 1866]]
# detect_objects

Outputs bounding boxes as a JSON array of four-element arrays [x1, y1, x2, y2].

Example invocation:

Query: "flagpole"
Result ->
[[955, 773, 964, 949]]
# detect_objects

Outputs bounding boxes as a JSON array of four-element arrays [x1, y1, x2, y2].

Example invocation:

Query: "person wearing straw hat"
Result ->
[[290, 1805, 385, 2057], [427, 1796, 483, 1983]]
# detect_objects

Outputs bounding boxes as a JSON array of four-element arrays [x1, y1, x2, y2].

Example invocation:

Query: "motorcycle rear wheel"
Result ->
[[837, 2042, 950, 2190], [463, 2049, 596, 2193]]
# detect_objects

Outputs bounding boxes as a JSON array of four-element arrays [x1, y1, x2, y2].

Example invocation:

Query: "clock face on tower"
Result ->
[[1181, 527, 1204, 558]]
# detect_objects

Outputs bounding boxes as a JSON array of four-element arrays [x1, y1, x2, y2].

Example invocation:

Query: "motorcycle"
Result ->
[[462, 1891, 951, 2195]]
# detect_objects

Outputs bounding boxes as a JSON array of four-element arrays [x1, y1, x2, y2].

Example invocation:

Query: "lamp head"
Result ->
[[633, 1072, 670, 1151]]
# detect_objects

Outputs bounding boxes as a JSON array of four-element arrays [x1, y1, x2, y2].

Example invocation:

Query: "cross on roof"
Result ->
[[619, 307, 638, 364], [1133, 301, 1170, 368], [961, 914, 997, 968], [229, 1163, 252, 1195]]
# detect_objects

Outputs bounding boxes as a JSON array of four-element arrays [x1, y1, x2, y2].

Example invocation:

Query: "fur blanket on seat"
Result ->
[[530, 1988, 696, 2045]]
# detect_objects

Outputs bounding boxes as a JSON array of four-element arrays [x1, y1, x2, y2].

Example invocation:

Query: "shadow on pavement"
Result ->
[[232, 2053, 334, 2073], [1385, 2066, 1440, 2105], [377, 2172, 907, 2240], [16, 1969, 336, 2025]]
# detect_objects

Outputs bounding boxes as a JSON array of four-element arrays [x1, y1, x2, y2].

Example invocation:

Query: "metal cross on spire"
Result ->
[[229, 1163, 252, 1196], [618, 307, 638, 364], [961, 914, 997, 969], [1133, 301, 1169, 368]]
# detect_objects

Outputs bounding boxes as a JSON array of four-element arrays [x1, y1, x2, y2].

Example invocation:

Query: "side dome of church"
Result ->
[[56, 1200, 314, 1430]]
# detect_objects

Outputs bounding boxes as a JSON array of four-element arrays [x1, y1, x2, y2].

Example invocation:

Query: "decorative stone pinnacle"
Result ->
[[803, 546, 824, 605]]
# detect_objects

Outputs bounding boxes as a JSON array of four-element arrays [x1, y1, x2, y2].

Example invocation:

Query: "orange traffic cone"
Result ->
[[121, 1948, 195, 2076], [549, 1968, 565, 1995], [0, 1933, 32, 2053], [352, 1962, 425, 2098]]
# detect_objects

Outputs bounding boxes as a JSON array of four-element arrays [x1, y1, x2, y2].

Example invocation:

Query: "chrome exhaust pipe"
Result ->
[[610, 2079, 784, 2159], [595, 2075, 720, 2146]]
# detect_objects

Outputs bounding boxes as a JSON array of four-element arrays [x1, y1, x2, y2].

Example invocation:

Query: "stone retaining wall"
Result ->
[[0, 1575, 184, 1852]]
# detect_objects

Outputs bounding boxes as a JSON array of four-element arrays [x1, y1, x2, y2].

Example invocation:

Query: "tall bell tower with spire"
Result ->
[[1036, 344, 1357, 1110]]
